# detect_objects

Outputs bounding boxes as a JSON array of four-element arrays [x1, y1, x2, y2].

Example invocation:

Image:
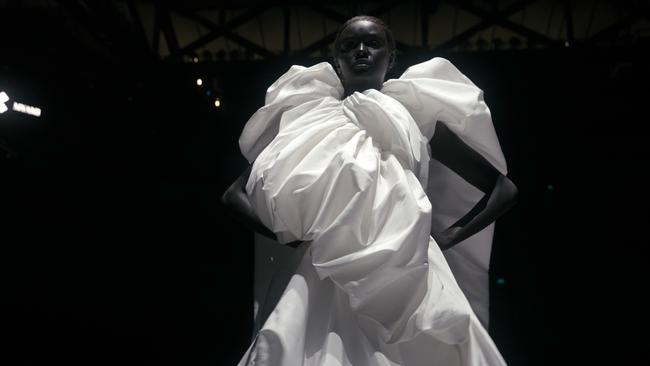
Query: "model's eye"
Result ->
[[367, 40, 381, 47], [341, 40, 356, 51]]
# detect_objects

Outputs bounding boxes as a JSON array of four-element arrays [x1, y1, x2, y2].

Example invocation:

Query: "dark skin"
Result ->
[[221, 19, 518, 250], [334, 20, 396, 98]]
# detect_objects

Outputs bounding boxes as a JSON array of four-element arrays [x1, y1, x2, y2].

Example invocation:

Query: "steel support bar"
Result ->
[[436, 0, 540, 50], [590, 14, 642, 41], [126, 0, 152, 55], [298, 32, 338, 57], [421, 0, 430, 48], [564, 0, 574, 45], [284, 6, 291, 54], [156, 3, 180, 53], [451, 0, 559, 47], [308, 4, 348, 23], [302, 0, 409, 56], [152, 6, 161, 56], [170, 6, 272, 59]]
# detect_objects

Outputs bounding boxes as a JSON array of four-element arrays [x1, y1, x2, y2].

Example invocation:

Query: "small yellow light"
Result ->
[[214, 98, 221, 108], [196, 78, 203, 86], [193, 57, 199, 63]]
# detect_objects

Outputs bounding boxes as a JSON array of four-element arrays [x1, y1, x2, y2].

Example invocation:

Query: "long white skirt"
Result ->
[[239, 237, 506, 366]]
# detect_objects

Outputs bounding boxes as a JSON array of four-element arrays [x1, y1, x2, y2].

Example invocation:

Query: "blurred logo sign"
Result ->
[[0, 90, 42, 117], [0, 91, 8, 113], [13, 101, 41, 117]]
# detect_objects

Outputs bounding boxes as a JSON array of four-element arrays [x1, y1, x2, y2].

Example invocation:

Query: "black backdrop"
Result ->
[[1, 19, 649, 365]]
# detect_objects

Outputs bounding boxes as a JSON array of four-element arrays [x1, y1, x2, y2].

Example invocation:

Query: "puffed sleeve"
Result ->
[[381, 57, 507, 175], [239, 62, 343, 163], [383, 57, 509, 328]]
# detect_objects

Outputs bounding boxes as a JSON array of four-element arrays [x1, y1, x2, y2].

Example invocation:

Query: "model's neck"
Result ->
[[343, 80, 383, 98]]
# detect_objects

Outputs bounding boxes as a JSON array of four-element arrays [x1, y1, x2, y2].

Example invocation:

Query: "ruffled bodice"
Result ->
[[241, 58, 506, 177]]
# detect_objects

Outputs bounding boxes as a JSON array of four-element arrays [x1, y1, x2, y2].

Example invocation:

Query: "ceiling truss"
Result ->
[[52, 0, 650, 62]]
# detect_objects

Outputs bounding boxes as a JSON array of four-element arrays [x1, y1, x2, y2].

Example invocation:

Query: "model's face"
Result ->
[[335, 20, 393, 95]]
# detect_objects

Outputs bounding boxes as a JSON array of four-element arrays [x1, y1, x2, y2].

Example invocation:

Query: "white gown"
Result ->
[[237, 57, 508, 366]]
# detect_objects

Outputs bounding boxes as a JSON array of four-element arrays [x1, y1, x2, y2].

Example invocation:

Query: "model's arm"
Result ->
[[428, 123, 518, 250], [220, 166, 302, 248]]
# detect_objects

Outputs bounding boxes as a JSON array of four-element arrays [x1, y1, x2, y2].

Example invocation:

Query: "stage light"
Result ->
[[196, 78, 203, 86], [214, 98, 221, 108], [0, 90, 42, 117], [193, 57, 199, 63], [0, 91, 8, 113], [13, 102, 41, 117]]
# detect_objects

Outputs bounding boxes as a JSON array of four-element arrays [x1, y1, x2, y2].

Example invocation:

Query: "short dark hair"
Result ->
[[332, 15, 396, 59]]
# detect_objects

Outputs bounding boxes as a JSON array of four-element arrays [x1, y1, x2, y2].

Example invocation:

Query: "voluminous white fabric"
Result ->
[[238, 57, 508, 365]]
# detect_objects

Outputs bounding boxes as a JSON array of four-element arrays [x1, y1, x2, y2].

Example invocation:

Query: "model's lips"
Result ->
[[352, 59, 372, 70]]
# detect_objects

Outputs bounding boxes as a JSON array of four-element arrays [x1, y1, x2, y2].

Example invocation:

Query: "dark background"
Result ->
[[1, 1, 649, 365]]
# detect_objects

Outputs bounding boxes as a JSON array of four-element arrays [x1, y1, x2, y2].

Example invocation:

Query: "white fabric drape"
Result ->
[[238, 57, 508, 365]]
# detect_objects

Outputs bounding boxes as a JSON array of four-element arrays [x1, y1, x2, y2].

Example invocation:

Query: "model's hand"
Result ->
[[433, 226, 462, 251]]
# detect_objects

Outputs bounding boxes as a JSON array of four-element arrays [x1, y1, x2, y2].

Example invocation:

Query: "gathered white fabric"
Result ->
[[238, 57, 508, 365]]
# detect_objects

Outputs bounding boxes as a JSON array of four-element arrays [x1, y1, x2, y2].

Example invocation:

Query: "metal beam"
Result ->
[[156, 3, 180, 53], [436, 0, 539, 50], [590, 14, 642, 41], [367, 0, 403, 19], [298, 32, 338, 57], [170, 6, 272, 59], [284, 6, 291, 54], [224, 31, 276, 59], [301, 0, 409, 57], [308, 4, 348, 23], [564, 0, 574, 45], [449, 0, 560, 49], [421, 0, 430, 48], [152, 6, 161, 56], [588, 1, 650, 42], [126, 0, 152, 56], [497, 16, 561, 46]]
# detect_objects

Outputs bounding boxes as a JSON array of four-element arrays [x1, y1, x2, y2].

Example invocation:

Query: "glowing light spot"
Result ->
[[0, 91, 8, 113], [214, 98, 221, 108], [497, 278, 505, 286], [13, 102, 41, 117], [193, 57, 199, 63], [196, 78, 203, 86], [1, 90, 42, 117]]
